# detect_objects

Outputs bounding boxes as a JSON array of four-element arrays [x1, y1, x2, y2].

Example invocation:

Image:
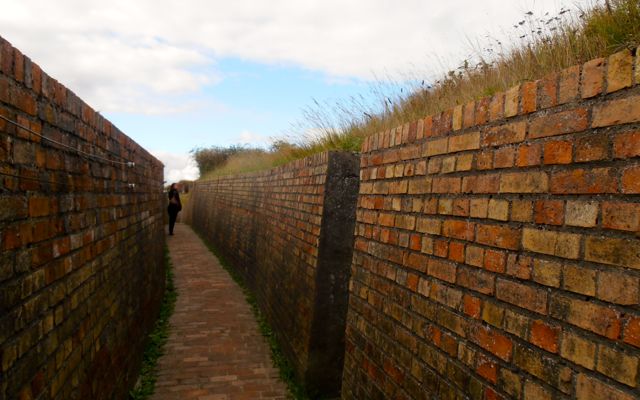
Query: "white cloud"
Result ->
[[0, 0, 594, 114], [236, 130, 271, 147], [151, 150, 200, 182]]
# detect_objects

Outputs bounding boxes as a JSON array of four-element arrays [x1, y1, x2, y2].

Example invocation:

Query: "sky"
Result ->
[[0, 0, 594, 181]]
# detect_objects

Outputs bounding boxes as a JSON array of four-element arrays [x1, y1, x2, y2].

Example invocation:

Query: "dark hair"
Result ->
[[170, 183, 176, 190]]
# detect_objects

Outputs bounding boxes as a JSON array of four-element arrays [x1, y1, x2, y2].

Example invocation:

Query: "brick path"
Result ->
[[151, 223, 289, 400]]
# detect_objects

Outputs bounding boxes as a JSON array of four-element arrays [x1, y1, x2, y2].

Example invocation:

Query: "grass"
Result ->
[[198, 0, 640, 179], [129, 248, 178, 400], [194, 230, 310, 400]]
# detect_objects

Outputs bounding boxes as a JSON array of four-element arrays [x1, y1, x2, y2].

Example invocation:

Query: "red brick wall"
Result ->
[[189, 151, 359, 396], [344, 48, 640, 400], [0, 37, 165, 399]]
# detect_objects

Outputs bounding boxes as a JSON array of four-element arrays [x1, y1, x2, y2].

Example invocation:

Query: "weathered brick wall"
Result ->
[[0, 37, 165, 399], [344, 49, 640, 400], [189, 151, 359, 396]]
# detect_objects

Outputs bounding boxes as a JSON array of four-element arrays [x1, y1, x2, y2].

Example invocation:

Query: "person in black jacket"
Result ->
[[167, 183, 182, 235]]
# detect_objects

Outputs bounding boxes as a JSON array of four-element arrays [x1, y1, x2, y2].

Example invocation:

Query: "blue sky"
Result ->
[[0, 0, 593, 181]]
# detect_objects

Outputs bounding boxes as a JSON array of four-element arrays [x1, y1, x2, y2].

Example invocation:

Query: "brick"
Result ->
[[511, 200, 532, 222], [469, 198, 488, 218], [575, 134, 609, 162], [441, 156, 456, 173], [456, 153, 473, 171], [475, 97, 490, 125], [560, 332, 596, 369], [462, 101, 475, 128], [493, 147, 514, 168], [558, 65, 580, 104], [585, 236, 640, 269], [504, 85, 519, 117], [563, 264, 596, 296], [614, 131, 640, 158], [489, 93, 504, 121], [624, 317, 640, 348], [482, 301, 505, 328], [465, 245, 484, 267], [550, 295, 621, 339], [448, 131, 480, 152], [565, 201, 598, 227], [457, 267, 494, 295], [596, 345, 638, 386], [28, 197, 50, 218], [476, 354, 498, 383], [452, 105, 463, 131], [529, 108, 589, 139], [448, 241, 465, 262], [522, 228, 580, 259], [534, 200, 564, 226], [424, 138, 448, 156], [607, 49, 633, 93], [543, 140, 572, 164], [530, 320, 559, 353], [506, 254, 532, 280], [487, 199, 508, 221], [593, 95, 640, 127], [427, 259, 456, 283], [522, 81, 537, 113], [597, 271, 639, 305], [576, 374, 634, 400], [407, 177, 431, 194], [442, 220, 474, 241], [516, 143, 541, 167], [476, 224, 520, 250], [581, 57, 605, 98], [471, 324, 513, 361], [538, 73, 558, 109], [496, 279, 547, 314], [532, 259, 561, 288], [550, 167, 617, 194], [524, 380, 553, 400], [500, 171, 548, 193], [483, 121, 526, 147], [622, 165, 640, 193], [602, 201, 639, 231], [476, 151, 493, 170], [463, 294, 481, 319], [483, 249, 506, 273]]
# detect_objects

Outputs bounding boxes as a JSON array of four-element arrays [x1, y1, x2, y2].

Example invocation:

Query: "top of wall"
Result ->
[[362, 48, 640, 154]]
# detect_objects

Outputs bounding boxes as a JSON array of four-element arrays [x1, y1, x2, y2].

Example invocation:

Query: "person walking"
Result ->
[[167, 183, 182, 235]]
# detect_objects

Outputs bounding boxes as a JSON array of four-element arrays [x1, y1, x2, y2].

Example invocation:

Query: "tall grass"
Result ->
[[200, 0, 640, 180]]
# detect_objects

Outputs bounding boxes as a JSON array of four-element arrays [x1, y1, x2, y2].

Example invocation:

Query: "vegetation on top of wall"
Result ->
[[196, 0, 640, 180]]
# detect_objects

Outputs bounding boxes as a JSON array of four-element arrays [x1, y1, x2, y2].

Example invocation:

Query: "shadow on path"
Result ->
[[151, 223, 289, 400]]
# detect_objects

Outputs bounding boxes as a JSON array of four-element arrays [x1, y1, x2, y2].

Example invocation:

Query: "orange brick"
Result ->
[[534, 200, 564, 225], [575, 135, 609, 162], [462, 101, 475, 129], [576, 374, 634, 400], [516, 143, 541, 167], [448, 131, 480, 152], [597, 270, 639, 305], [558, 64, 580, 104], [506, 254, 532, 280], [493, 147, 514, 168], [465, 245, 484, 267], [448, 241, 465, 262], [28, 197, 50, 217], [521, 81, 537, 113], [530, 320, 559, 353], [538, 73, 558, 109], [483, 121, 526, 147], [483, 249, 506, 273], [476, 151, 493, 170], [607, 49, 633, 93], [452, 105, 463, 131], [622, 165, 640, 193], [585, 236, 640, 269], [442, 220, 475, 241], [624, 317, 640, 348], [582, 57, 605, 98], [475, 97, 490, 125], [602, 201, 640, 231], [463, 294, 481, 319], [543, 140, 572, 164], [593, 95, 640, 127], [529, 108, 589, 139], [489, 93, 504, 121], [511, 200, 532, 222], [476, 224, 520, 250], [614, 131, 640, 159], [550, 168, 617, 194], [472, 324, 513, 361], [504, 85, 519, 117], [476, 355, 498, 383]]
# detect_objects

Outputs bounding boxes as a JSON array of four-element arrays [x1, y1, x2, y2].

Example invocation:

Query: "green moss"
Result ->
[[129, 248, 177, 400]]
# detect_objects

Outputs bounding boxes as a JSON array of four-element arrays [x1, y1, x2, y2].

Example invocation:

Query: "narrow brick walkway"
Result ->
[[151, 223, 289, 400]]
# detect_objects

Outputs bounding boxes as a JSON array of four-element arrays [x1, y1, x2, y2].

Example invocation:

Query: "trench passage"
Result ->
[[151, 223, 288, 400]]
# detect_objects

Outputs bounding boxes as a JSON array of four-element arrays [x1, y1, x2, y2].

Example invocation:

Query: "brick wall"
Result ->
[[189, 151, 359, 397], [343, 48, 640, 400], [0, 37, 165, 399]]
